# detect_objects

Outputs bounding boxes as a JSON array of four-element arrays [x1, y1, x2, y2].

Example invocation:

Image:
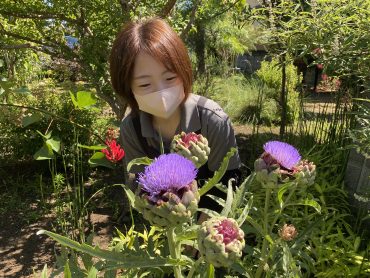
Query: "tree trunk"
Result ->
[[280, 54, 287, 138], [194, 20, 206, 77]]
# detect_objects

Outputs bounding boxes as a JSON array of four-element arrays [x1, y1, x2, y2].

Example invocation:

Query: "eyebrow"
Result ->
[[133, 70, 175, 80], [133, 75, 150, 80]]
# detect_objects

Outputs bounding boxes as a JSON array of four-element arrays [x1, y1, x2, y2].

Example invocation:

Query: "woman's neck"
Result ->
[[152, 108, 181, 140]]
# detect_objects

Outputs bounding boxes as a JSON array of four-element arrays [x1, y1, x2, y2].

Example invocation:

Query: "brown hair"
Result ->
[[109, 18, 193, 113]]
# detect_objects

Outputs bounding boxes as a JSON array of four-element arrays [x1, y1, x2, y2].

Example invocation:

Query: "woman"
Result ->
[[109, 18, 241, 211]]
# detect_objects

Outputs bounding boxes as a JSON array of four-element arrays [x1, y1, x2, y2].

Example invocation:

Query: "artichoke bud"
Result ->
[[197, 217, 245, 267], [136, 180, 199, 227], [171, 132, 210, 168], [279, 224, 298, 241], [254, 158, 280, 187], [292, 160, 316, 186]]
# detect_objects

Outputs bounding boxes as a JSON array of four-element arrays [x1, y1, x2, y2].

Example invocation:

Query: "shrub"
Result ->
[[256, 57, 302, 124], [206, 74, 277, 125], [0, 79, 100, 162]]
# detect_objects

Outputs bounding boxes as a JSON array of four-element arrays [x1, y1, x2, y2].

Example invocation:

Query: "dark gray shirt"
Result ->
[[120, 93, 241, 173]]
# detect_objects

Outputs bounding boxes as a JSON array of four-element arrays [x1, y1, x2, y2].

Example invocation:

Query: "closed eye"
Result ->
[[139, 84, 150, 88], [166, 76, 177, 81]]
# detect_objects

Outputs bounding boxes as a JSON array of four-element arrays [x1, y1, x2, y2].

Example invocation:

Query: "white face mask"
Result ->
[[133, 84, 185, 118]]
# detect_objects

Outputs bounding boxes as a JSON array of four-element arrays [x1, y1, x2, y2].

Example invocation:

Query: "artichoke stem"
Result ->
[[256, 187, 272, 278], [167, 227, 182, 278]]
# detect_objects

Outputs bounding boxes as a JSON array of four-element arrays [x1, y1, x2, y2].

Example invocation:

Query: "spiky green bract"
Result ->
[[292, 159, 317, 186], [170, 132, 210, 168], [197, 217, 245, 267], [254, 157, 280, 188], [135, 154, 199, 227], [135, 178, 200, 227]]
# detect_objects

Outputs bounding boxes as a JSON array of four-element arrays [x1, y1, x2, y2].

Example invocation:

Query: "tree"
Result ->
[[0, 0, 180, 119], [251, 0, 370, 136]]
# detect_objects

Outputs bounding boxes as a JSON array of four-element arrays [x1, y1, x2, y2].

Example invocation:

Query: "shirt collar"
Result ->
[[139, 111, 155, 138]]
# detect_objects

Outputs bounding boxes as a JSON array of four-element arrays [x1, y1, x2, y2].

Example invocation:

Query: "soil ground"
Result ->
[[0, 92, 337, 278]]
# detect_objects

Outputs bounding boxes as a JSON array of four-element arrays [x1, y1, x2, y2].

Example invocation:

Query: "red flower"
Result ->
[[316, 63, 323, 70], [102, 139, 125, 163]]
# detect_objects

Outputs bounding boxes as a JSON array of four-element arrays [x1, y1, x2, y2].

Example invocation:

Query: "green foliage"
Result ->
[[348, 98, 370, 158], [207, 74, 278, 125], [0, 80, 99, 161], [256, 57, 302, 124], [252, 0, 370, 90]]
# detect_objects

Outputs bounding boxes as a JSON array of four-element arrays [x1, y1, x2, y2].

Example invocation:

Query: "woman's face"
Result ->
[[131, 52, 182, 95]]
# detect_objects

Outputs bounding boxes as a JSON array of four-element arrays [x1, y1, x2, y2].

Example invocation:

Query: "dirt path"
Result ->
[[0, 212, 55, 277]]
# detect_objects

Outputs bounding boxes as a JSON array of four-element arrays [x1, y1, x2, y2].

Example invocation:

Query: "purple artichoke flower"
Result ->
[[263, 141, 301, 170], [255, 141, 316, 186], [138, 153, 197, 202], [254, 141, 301, 187], [135, 154, 200, 227]]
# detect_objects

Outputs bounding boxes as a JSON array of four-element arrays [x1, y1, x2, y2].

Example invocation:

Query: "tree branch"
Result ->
[[0, 23, 57, 49], [207, 0, 241, 20], [0, 23, 78, 59], [0, 10, 81, 25], [158, 0, 177, 18], [0, 43, 31, 50], [180, 0, 202, 40]]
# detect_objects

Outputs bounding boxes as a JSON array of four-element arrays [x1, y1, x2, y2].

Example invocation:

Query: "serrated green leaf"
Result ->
[[277, 182, 293, 208], [87, 266, 98, 278], [127, 157, 153, 172], [81, 252, 93, 271], [38, 229, 187, 269], [22, 113, 42, 127], [197, 208, 220, 218], [205, 194, 225, 208], [122, 185, 136, 208], [64, 260, 72, 278], [206, 263, 215, 278], [36, 130, 52, 140], [230, 262, 252, 277], [38, 264, 48, 278], [176, 225, 200, 241], [77, 144, 106, 150], [76, 91, 97, 108], [69, 91, 79, 108], [221, 181, 233, 217], [34, 143, 54, 160], [199, 148, 236, 196], [237, 196, 253, 226], [292, 199, 321, 214], [46, 137, 61, 153], [89, 152, 115, 169], [232, 173, 255, 214]]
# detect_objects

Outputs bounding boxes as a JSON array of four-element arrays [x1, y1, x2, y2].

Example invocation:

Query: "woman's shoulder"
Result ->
[[120, 112, 137, 132], [191, 94, 229, 121]]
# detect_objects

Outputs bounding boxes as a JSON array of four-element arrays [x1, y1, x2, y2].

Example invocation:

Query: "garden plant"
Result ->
[[1, 1, 369, 277]]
